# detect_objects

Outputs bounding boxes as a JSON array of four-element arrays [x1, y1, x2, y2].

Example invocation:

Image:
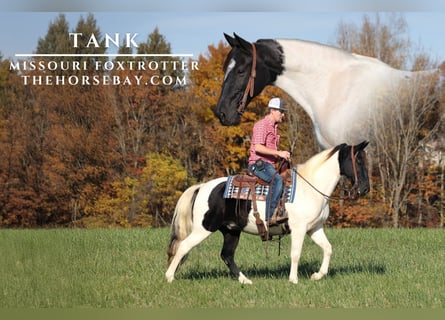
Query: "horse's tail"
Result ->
[[167, 183, 202, 267]]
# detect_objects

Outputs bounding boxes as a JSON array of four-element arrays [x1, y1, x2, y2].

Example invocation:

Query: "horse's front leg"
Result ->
[[289, 225, 306, 284], [220, 228, 252, 285], [308, 227, 332, 281]]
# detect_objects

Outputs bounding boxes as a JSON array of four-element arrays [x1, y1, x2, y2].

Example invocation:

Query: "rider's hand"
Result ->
[[277, 150, 291, 161]]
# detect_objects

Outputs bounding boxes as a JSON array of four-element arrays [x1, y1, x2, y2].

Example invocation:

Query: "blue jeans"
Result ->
[[248, 161, 283, 221]]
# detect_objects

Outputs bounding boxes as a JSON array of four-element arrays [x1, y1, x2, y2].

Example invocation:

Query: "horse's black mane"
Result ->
[[256, 39, 285, 78], [222, 38, 285, 81]]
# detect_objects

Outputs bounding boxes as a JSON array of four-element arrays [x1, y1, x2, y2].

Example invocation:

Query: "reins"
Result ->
[[237, 42, 257, 115], [294, 145, 359, 201]]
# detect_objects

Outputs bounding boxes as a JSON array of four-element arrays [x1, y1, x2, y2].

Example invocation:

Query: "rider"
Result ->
[[248, 97, 291, 226]]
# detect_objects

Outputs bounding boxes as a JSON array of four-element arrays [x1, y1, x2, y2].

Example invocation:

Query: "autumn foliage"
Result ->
[[0, 13, 443, 228]]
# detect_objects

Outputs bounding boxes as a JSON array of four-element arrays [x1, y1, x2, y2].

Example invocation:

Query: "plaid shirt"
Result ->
[[248, 116, 280, 165]]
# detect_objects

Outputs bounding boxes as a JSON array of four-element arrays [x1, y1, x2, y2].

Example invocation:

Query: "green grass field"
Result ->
[[0, 228, 444, 308]]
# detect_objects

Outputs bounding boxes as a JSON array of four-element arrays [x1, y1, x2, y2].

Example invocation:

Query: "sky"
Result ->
[[0, 1, 445, 65]]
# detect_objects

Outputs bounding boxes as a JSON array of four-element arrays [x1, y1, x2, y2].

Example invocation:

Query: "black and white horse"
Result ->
[[215, 33, 443, 148], [166, 141, 370, 284]]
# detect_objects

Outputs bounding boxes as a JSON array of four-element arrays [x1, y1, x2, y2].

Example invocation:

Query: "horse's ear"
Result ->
[[233, 33, 252, 53], [224, 33, 237, 47], [355, 140, 369, 151]]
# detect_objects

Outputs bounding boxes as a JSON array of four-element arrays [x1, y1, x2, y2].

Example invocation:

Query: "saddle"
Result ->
[[231, 169, 292, 190], [230, 168, 292, 241]]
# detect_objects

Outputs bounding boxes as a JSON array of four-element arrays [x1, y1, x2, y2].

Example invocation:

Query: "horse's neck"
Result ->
[[275, 38, 438, 103], [275, 39, 405, 106], [297, 149, 340, 196], [273, 39, 439, 147], [273, 40, 343, 122]]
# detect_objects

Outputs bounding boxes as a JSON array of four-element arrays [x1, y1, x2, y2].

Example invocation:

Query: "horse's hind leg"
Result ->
[[165, 227, 212, 283], [220, 229, 252, 285], [308, 227, 332, 281]]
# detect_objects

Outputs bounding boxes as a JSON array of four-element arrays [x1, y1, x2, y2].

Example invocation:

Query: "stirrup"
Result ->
[[269, 206, 288, 226], [269, 215, 288, 226]]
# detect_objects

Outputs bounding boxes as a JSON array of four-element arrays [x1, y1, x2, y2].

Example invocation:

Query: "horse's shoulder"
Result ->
[[295, 162, 313, 178]]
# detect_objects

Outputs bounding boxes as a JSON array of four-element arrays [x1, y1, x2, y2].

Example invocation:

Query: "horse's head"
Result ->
[[215, 33, 284, 125], [338, 141, 370, 199]]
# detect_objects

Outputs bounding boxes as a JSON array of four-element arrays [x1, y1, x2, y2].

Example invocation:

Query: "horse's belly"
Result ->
[[243, 204, 290, 237], [242, 204, 266, 234], [242, 220, 260, 235]]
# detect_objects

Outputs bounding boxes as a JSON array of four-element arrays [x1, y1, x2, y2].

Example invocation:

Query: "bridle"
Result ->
[[350, 145, 359, 190], [237, 42, 257, 115], [295, 145, 362, 201]]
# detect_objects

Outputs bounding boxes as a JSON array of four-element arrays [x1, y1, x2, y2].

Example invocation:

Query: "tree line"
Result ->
[[0, 13, 443, 228]]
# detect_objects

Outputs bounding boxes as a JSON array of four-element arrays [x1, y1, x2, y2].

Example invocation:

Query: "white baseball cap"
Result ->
[[267, 97, 286, 112]]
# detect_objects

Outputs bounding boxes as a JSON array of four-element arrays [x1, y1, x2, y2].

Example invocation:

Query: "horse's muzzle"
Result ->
[[353, 185, 370, 199]]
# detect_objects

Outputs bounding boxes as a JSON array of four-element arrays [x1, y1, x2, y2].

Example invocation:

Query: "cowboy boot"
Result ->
[[269, 206, 288, 226]]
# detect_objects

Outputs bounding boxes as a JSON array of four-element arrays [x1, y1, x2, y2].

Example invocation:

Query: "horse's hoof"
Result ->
[[238, 273, 253, 285], [289, 277, 298, 284], [310, 272, 324, 281], [239, 278, 253, 285], [165, 273, 174, 283]]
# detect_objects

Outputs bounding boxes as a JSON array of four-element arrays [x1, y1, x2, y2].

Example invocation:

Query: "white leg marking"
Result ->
[[238, 272, 253, 285], [309, 228, 332, 281], [288, 226, 306, 284], [165, 228, 212, 283]]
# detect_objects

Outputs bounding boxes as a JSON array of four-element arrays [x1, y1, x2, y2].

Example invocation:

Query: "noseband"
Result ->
[[237, 42, 257, 115]]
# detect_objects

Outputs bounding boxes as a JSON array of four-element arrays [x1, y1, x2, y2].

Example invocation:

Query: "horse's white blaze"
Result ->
[[274, 39, 439, 148], [224, 58, 236, 81]]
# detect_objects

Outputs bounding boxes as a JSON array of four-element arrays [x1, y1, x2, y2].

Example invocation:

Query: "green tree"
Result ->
[[36, 14, 73, 56], [138, 27, 171, 56], [71, 13, 107, 72]]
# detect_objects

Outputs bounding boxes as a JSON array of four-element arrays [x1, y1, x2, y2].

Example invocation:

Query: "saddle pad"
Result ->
[[223, 169, 297, 203]]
